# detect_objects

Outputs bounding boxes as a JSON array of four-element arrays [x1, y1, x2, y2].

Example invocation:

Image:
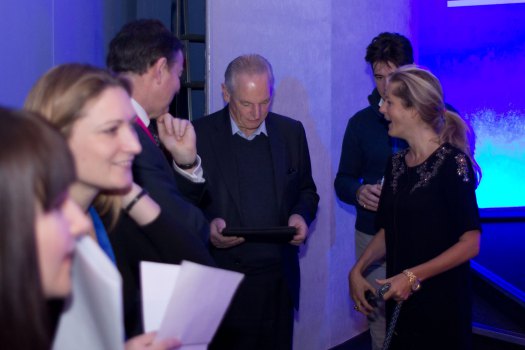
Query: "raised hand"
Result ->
[[156, 114, 197, 167]]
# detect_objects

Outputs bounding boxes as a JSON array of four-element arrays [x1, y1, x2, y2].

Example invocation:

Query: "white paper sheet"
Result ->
[[53, 236, 124, 350], [141, 260, 243, 349], [141, 261, 180, 332]]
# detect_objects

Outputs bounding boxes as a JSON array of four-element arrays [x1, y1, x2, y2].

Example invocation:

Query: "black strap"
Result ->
[[377, 283, 403, 350]]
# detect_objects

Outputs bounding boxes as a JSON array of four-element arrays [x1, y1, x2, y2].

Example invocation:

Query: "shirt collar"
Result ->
[[131, 98, 150, 127], [229, 114, 268, 141]]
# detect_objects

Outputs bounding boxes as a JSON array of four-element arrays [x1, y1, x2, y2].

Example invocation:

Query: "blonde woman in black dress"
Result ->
[[349, 65, 481, 350]]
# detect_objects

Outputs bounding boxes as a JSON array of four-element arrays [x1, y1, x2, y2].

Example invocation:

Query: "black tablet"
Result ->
[[222, 226, 297, 242]]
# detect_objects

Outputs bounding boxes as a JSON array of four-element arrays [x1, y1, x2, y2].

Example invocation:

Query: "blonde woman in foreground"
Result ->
[[25, 64, 180, 350]]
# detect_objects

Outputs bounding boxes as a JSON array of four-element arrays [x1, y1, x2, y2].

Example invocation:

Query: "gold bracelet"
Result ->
[[402, 269, 421, 292]]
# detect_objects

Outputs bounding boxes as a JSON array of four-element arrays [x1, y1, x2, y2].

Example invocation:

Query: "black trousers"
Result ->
[[210, 269, 294, 350]]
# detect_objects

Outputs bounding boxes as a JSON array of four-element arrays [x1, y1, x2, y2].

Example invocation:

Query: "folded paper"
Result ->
[[141, 261, 243, 349]]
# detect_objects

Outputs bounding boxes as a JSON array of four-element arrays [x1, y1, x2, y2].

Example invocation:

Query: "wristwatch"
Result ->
[[403, 269, 421, 292], [175, 158, 198, 170]]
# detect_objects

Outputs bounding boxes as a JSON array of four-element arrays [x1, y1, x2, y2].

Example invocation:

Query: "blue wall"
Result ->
[[413, 1, 525, 297], [0, 0, 134, 109], [0, 0, 54, 108], [414, 1, 525, 208]]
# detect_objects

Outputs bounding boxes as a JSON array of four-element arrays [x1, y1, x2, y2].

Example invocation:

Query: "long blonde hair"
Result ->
[[389, 65, 481, 184], [25, 63, 132, 227]]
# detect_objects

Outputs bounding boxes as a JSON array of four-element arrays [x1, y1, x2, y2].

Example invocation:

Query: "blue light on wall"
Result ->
[[415, 1, 525, 208], [468, 109, 525, 208], [448, 0, 525, 6]]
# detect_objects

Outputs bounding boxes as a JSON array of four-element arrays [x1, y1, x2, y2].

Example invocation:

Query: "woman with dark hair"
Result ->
[[349, 65, 481, 349], [0, 107, 90, 350], [25, 64, 180, 350]]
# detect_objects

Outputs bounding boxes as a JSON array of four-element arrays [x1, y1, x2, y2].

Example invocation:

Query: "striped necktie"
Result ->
[[148, 122, 161, 147]]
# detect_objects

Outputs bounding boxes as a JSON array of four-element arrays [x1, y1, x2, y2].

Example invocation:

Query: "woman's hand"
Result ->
[[125, 332, 181, 350], [348, 268, 376, 315], [377, 273, 412, 303]]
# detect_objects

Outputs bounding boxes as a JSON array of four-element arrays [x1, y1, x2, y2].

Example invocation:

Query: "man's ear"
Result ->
[[221, 83, 231, 103], [151, 57, 169, 84]]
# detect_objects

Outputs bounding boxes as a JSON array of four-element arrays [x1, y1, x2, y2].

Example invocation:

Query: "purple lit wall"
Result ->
[[207, 1, 416, 348], [413, 1, 525, 208], [0, 0, 136, 109]]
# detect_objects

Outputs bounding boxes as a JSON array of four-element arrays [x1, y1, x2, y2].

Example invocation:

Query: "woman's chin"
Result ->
[[387, 126, 401, 139], [108, 177, 133, 192], [44, 273, 72, 299]]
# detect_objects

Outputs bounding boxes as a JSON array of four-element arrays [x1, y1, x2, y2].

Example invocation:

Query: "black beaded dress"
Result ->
[[377, 143, 481, 350]]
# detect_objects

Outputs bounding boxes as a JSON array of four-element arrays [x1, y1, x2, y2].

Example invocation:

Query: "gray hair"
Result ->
[[224, 54, 274, 94]]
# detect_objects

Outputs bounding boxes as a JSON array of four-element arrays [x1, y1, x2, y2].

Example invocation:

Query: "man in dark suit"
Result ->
[[194, 54, 319, 350], [106, 19, 214, 336]]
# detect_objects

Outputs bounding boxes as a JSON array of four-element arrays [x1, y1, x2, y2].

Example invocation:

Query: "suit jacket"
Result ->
[[109, 122, 215, 336], [193, 106, 319, 306]]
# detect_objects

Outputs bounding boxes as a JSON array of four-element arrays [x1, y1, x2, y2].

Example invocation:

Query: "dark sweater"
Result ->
[[233, 134, 279, 227], [232, 134, 282, 267], [334, 88, 407, 235]]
